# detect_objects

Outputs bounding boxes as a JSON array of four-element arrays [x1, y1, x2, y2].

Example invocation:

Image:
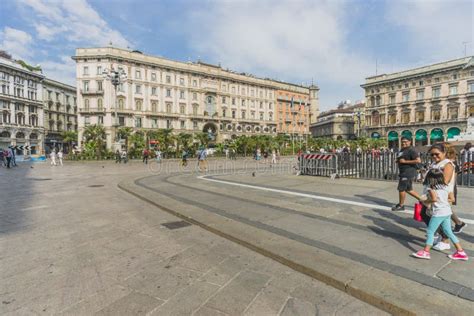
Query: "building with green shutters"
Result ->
[[361, 56, 474, 149]]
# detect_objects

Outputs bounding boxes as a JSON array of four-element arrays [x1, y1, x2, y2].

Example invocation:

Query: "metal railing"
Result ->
[[300, 151, 474, 188]]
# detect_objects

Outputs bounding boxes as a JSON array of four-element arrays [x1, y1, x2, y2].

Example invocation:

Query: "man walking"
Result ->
[[392, 137, 421, 211], [142, 148, 149, 164], [57, 150, 64, 166], [5, 148, 12, 168], [50, 150, 57, 166]]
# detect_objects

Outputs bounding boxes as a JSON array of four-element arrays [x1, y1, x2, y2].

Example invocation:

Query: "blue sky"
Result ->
[[1, 0, 472, 110]]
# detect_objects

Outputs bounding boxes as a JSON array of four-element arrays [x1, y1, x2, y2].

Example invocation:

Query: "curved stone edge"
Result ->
[[118, 175, 472, 316]]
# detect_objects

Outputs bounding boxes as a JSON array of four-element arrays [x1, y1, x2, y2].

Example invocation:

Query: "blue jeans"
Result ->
[[426, 215, 459, 246]]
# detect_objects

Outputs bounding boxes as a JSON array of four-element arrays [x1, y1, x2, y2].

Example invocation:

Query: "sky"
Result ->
[[0, 0, 473, 110]]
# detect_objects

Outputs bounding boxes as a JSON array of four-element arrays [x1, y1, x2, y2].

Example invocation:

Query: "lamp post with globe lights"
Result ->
[[102, 67, 127, 144]]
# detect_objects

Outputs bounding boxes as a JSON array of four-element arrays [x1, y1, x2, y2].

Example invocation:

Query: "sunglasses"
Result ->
[[430, 153, 441, 157]]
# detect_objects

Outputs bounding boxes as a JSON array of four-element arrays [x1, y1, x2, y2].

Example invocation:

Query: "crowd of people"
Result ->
[[392, 137, 469, 261]]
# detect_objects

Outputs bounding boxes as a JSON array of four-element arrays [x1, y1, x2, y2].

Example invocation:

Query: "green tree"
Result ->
[[195, 132, 210, 148], [83, 124, 106, 159], [117, 127, 133, 150], [61, 130, 78, 154], [177, 132, 193, 153]]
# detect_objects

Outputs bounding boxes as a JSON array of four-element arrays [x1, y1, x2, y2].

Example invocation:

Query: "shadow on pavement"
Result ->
[[355, 194, 394, 207], [0, 163, 35, 235]]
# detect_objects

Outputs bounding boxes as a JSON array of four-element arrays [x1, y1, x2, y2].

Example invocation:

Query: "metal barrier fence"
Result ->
[[299, 151, 474, 188], [299, 154, 338, 177]]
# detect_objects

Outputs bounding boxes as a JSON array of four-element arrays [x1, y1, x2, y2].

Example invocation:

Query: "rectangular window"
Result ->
[[166, 103, 172, 113], [416, 90, 424, 100], [83, 81, 89, 92], [232, 98, 236, 105], [96, 66, 102, 75], [135, 117, 142, 128], [193, 121, 198, 129], [152, 87, 157, 95], [98, 116, 104, 124], [135, 70, 141, 79], [180, 120, 185, 129], [241, 111, 245, 119], [260, 112, 264, 120], [432, 110, 440, 121], [193, 92, 197, 100], [222, 109, 226, 117], [232, 87, 236, 94], [449, 85, 458, 95], [83, 66, 89, 76], [402, 92, 409, 102], [151, 119, 158, 128], [97, 81, 103, 91], [166, 89, 171, 97], [166, 75, 171, 84], [180, 90, 185, 99], [166, 119, 171, 129], [193, 106, 198, 116], [193, 80, 197, 87], [232, 110, 236, 118], [151, 73, 157, 81], [389, 95, 395, 104], [119, 116, 125, 126], [468, 81, 474, 93], [84, 116, 90, 125], [432, 87, 441, 98], [135, 85, 141, 94], [222, 96, 226, 104], [180, 105, 185, 114], [179, 78, 185, 86]]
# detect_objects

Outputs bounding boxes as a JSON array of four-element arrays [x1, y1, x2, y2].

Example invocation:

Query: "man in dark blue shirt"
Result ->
[[392, 137, 422, 211]]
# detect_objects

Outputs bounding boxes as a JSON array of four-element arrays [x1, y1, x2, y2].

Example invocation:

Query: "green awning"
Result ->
[[430, 128, 444, 140], [371, 132, 381, 139], [401, 130, 412, 139], [415, 129, 427, 141], [447, 127, 461, 139], [388, 131, 398, 141]]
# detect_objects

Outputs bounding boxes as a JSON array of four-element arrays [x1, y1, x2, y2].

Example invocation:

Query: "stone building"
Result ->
[[309, 101, 364, 140], [72, 47, 316, 150], [362, 56, 474, 149], [43, 79, 77, 153], [276, 85, 319, 140], [0, 52, 44, 155]]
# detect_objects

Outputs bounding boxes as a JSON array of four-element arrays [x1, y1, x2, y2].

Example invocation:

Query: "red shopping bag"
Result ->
[[414, 202, 423, 222]]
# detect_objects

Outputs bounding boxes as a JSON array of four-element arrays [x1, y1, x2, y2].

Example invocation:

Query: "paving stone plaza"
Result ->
[[1, 158, 473, 315]]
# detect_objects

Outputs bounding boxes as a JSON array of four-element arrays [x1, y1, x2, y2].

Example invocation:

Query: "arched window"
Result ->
[[136, 100, 142, 111], [0, 131, 11, 138], [371, 111, 380, 126], [97, 98, 103, 110], [30, 133, 38, 139], [2, 111, 10, 123], [151, 102, 157, 113], [16, 132, 25, 139], [118, 98, 124, 110]]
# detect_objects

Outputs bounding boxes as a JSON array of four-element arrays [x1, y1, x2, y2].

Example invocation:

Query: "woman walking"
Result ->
[[412, 169, 468, 260]]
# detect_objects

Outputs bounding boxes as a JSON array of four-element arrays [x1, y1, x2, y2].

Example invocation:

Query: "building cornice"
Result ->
[[72, 47, 310, 93], [43, 78, 76, 92]]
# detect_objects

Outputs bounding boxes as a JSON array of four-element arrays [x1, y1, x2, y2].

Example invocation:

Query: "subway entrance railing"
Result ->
[[299, 151, 474, 188]]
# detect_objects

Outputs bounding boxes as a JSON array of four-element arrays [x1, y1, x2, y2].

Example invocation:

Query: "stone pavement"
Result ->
[[0, 159, 385, 315], [118, 159, 474, 314]]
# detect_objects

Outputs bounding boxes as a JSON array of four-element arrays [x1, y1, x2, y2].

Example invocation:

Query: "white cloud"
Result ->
[[0, 27, 34, 60], [186, 0, 372, 86], [39, 55, 76, 86], [385, 0, 473, 63], [20, 0, 130, 47]]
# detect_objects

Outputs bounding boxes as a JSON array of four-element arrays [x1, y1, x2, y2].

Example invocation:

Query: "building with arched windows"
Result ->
[[362, 56, 474, 149], [43, 79, 77, 153], [73, 47, 316, 150], [0, 52, 45, 155]]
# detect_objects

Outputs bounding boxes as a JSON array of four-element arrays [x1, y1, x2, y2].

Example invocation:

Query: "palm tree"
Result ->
[[177, 132, 193, 153], [61, 130, 78, 154], [117, 127, 133, 150], [235, 135, 251, 156], [83, 124, 106, 159], [195, 132, 209, 148]]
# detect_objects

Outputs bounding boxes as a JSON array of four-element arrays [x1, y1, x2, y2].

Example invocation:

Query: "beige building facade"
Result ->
[[0, 53, 44, 155], [73, 47, 316, 150], [362, 56, 474, 149], [310, 101, 364, 140], [43, 79, 77, 153]]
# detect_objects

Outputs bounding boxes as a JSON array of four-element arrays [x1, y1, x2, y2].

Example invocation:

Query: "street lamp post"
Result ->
[[102, 67, 127, 145]]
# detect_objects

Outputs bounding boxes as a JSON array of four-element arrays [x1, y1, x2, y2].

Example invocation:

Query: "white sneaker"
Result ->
[[433, 241, 451, 251]]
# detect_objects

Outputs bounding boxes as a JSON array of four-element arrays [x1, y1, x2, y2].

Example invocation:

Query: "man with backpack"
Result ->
[[392, 137, 422, 211]]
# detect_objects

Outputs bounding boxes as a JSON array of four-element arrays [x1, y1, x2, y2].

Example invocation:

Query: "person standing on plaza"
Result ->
[[121, 150, 128, 163], [142, 148, 149, 164], [271, 149, 277, 165], [57, 150, 63, 166], [5, 148, 12, 168], [155, 148, 161, 163], [392, 137, 422, 211], [181, 148, 188, 167], [50, 150, 57, 166], [412, 169, 468, 260], [198, 147, 208, 172], [460, 142, 474, 163], [115, 150, 121, 163], [10, 147, 17, 167]]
